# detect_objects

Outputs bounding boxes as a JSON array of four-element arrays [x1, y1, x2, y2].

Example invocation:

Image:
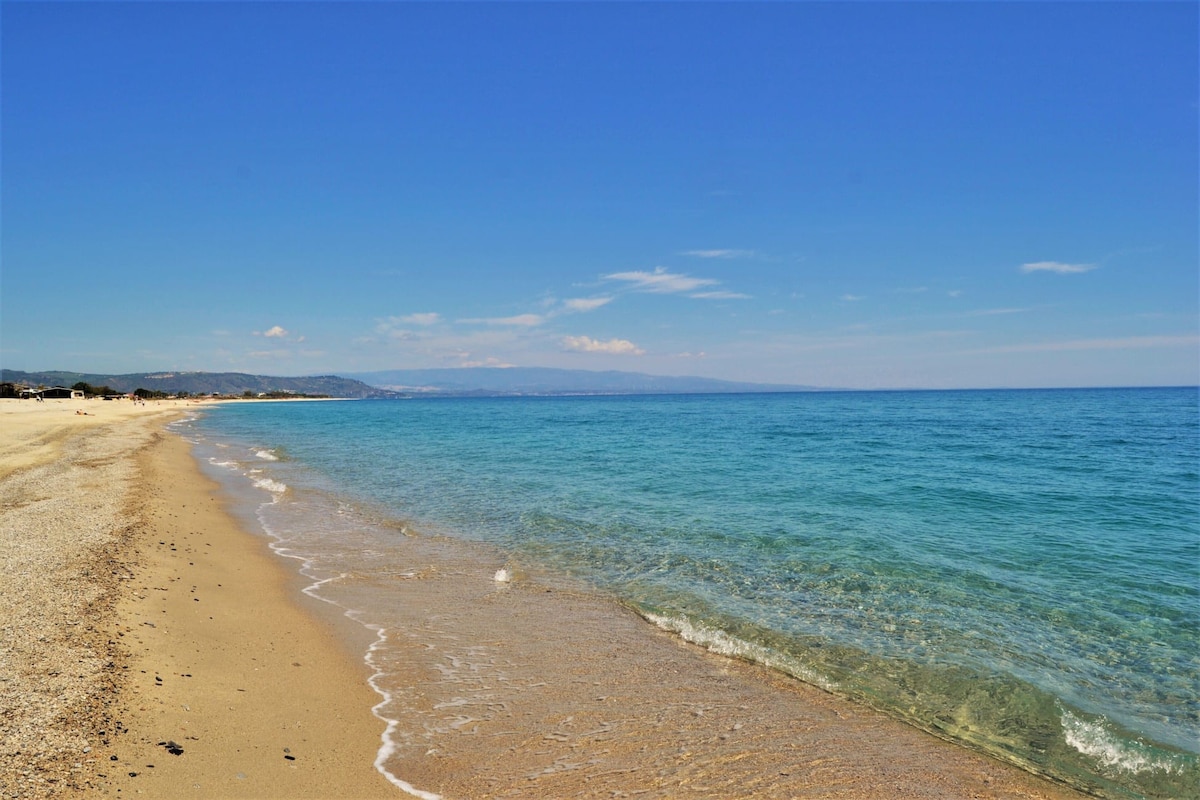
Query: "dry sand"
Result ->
[[0, 398, 1094, 799], [0, 398, 393, 799]]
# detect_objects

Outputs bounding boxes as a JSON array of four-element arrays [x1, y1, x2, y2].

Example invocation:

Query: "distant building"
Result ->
[[37, 387, 85, 400]]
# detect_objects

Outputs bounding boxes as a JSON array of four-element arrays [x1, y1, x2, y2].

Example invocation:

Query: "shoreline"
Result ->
[[96, 426, 396, 798], [0, 399, 394, 798], [290, 533, 1097, 800], [2, 399, 1095, 799], [189, 409, 1101, 798]]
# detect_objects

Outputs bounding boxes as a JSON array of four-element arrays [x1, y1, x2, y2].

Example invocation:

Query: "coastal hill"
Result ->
[[0, 370, 396, 399], [344, 367, 817, 396], [3, 368, 818, 398]]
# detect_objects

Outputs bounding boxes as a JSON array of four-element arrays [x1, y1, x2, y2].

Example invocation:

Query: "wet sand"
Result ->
[[318, 533, 1096, 800], [0, 399, 1093, 799]]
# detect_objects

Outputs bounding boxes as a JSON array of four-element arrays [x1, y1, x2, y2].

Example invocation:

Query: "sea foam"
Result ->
[[252, 477, 288, 495], [644, 611, 835, 693], [1061, 709, 1184, 776]]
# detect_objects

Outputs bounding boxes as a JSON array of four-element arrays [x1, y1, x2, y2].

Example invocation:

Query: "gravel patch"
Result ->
[[0, 419, 163, 798]]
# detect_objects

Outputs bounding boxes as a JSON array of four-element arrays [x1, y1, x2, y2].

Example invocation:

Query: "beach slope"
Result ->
[[1, 398, 1095, 799], [0, 399, 393, 798]]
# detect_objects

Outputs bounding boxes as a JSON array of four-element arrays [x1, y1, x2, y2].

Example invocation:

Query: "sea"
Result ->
[[171, 387, 1199, 799]]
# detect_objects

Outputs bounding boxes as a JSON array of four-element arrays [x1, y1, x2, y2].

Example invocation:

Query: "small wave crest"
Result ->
[[643, 611, 835, 692], [255, 449, 280, 461], [1061, 708, 1187, 776], [252, 477, 288, 495]]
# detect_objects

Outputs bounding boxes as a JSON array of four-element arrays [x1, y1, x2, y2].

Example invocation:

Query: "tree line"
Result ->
[[70, 382, 188, 399]]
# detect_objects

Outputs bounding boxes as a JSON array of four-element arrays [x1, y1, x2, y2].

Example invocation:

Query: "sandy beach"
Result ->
[[0, 399, 393, 799], [0, 398, 1095, 799]]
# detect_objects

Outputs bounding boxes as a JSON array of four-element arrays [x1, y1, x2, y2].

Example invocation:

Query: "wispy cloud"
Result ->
[[1020, 261, 1097, 274], [682, 249, 755, 259], [562, 297, 613, 313], [397, 312, 441, 326], [690, 290, 751, 300], [561, 335, 645, 355], [457, 355, 515, 368], [460, 314, 545, 327], [962, 335, 1198, 355], [604, 266, 719, 294], [375, 317, 425, 341], [603, 266, 748, 299], [841, 294, 865, 302]]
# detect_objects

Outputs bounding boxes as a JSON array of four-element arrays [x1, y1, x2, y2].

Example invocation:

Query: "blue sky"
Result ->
[[2, 2, 1196, 389]]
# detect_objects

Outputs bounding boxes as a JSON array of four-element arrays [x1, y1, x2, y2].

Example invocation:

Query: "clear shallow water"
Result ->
[[181, 388, 1199, 799]]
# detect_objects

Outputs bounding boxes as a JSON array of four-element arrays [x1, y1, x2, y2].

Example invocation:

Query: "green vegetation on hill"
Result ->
[[1, 370, 397, 399]]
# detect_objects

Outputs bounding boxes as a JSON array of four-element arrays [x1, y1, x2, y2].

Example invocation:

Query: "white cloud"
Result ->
[[1020, 261, 1097, 274], [682, 249, 755, 259], [460, 314, 545, 327], [562, 297, 613, 313], [252, 325, 305, 342], [841, 294, 865, 302], [561, 335, 645, 355], [398, 312, 441, 326], [603, 266, 719, 294]]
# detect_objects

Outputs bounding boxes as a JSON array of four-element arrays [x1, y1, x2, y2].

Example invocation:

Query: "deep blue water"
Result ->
[[183, 388, 1199, 799]]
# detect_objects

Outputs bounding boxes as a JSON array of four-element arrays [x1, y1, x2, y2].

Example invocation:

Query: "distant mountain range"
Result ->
[[2, 367, 823, 398], [0, 370, 396, 399], [3, 367, 820, 398], [344, 367, 818, 396]]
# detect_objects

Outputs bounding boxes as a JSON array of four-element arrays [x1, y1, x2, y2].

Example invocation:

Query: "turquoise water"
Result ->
[[182, 388, 1199, 798]]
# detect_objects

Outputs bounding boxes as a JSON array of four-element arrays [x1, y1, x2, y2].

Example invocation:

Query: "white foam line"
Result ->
[[643, 611, 836, 693], [254, 502, 443, 800], [363, 621, 444, 800], [1060, 708, 1184, 776]]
